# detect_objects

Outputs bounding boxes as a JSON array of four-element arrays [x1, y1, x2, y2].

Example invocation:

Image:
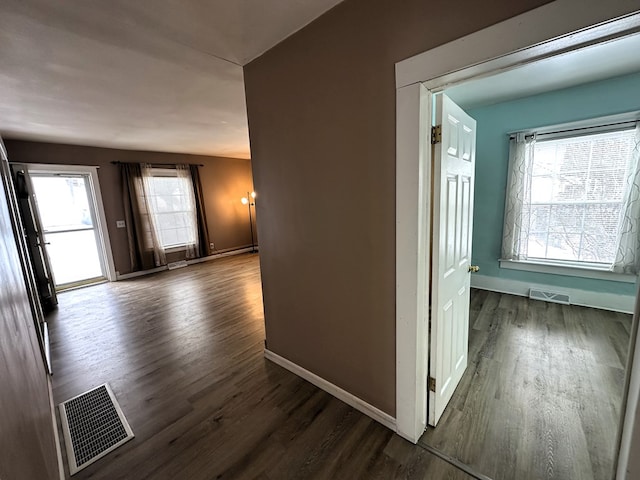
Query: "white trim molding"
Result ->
[[264, 349, 397, 432], [48, 376, 65, 480], [618, 287, 640, 479], [471, 274, 635, 314], [396, 1, 640, 89], [395, 82, 431, 442], [16, 163, 117, 283], [499, 259, 637, 284], [115, 246, 258, 280]]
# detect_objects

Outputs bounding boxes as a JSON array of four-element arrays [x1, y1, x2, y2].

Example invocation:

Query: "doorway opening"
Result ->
[[421, 51, 640, 476], [12, 164, 115, 296], [31, 173, 105, 289], [395, 5, 640, 480]]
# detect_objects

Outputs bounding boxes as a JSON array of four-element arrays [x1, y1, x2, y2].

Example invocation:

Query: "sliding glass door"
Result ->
[[30, 173, 106, 289]]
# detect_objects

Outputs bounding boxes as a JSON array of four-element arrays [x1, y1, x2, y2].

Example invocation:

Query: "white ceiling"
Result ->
[[3, 3, 638, 160], [0, 0, 344, 159], [446, 33, 640, 110]]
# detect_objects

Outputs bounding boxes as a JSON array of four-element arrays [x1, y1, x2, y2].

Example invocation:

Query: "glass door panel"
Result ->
[[31, 175, 93, 231], [43, 230, 103, 285], [30, 174, 105, 289]]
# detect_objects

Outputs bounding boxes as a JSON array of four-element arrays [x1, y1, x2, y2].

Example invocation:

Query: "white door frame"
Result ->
[[18, 163, 117, 283], [394, 0, 640, 472]]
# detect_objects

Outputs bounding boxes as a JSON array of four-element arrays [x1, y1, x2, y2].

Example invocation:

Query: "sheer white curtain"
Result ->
[[611, 123, 640, 274], [501, 132, 536, 260], [140, 163, 167, 267], [175, 164, 199, 260]]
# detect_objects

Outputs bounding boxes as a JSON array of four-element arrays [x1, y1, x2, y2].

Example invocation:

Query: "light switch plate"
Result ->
[[116, 220, 126, 228]]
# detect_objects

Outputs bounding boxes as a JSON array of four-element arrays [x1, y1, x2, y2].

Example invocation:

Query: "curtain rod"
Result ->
[[111, 161, 204, 167], [508, 119, 638, 140]]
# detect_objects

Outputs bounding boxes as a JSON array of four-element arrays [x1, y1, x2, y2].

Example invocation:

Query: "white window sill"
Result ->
[[164, 244, 191, 254], [499, 259, 637, 284]]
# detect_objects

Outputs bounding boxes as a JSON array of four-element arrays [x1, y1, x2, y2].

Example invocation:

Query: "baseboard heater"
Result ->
[[529, 288, 570, 305]]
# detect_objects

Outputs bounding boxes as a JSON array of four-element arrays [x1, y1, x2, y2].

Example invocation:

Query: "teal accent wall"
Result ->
[[467, 71, 640, 295]]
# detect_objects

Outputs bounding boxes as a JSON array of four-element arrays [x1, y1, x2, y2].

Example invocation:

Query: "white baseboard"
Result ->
[[471, 274, 635, 314], [115, 246, 258, 280], [116, 265, 166, 280], [188, 246, 258, 265], [264, 349, 397, 431], [48, 376, 65, 480]]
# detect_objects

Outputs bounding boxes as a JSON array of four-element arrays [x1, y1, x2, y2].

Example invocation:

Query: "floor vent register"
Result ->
[[59, 383, 134, 475]]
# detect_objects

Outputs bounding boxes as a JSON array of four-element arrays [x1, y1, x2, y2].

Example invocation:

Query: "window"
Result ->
[[121, 162, 206, 270], [144, 168, 198, 250], [502, 120, 640, 274], [528, 130, 635, 263]]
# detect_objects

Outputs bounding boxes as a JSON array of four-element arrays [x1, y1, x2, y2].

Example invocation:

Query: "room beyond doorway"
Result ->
[[419, 289, 631, 480]]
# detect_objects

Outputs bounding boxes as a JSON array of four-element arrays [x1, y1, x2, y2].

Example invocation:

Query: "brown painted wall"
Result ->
[[4, 140, 255, 275], [0, 148, 59, 479], [244, 0, 550, 415]]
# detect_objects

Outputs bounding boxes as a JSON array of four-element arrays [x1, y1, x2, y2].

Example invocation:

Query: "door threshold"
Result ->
[[416, 440, 495, 480], [56, 277, 108, 293]]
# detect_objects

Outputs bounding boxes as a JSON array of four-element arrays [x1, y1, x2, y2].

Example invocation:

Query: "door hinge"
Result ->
[[431, 125, 442, 144], [428, 376, 436, 392]]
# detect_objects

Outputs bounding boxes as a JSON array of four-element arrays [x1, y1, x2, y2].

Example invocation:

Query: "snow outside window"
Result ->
[[502, 122, 640, 273]]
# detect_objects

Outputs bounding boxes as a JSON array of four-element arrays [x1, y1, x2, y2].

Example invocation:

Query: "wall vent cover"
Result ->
[[168, 260, 189, 270], [529, 288, 570, 305], [59, 383, 134, 475]]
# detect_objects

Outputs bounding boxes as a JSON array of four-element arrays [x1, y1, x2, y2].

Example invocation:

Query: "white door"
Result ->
[[429, 94, 477, 426]]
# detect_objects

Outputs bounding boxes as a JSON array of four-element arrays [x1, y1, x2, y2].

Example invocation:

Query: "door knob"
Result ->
[[468, 265, 479, 273]]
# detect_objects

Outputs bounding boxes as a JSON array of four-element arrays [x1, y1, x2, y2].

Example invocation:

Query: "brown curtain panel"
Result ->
[[190, 164, 211, 258], [121, 163, 159, 271]]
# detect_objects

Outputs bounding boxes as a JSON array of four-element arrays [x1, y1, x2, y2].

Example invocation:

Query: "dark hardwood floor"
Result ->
[[49, 254, 632, 480], [48, 254, 473, 480], [421, 290, 632, 480]]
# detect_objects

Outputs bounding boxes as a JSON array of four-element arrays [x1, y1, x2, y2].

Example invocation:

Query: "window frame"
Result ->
[[145, 167, 197, 252], [499, 258, 636, 283], [500, 112, 640, 280]]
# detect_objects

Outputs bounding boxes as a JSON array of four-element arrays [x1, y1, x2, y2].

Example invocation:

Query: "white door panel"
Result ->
[[429, 94, 476, 427]]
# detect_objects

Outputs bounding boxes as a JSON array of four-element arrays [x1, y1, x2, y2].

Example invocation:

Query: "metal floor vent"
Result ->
[[59, 384, 134, 475], [529, 288, 570, 305], [168, 260, 189, 270]]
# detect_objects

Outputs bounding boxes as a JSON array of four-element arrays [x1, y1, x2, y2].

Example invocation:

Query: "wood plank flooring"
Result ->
[[421, 290, 632, 480], [48, 254, 473, 480], [49, 255, 632, 480]]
